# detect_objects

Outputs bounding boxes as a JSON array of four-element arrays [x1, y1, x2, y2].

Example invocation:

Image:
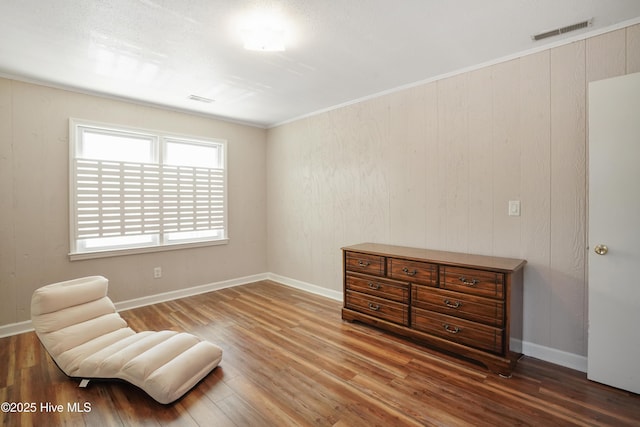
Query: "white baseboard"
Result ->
[[0, 320, 34, 338], [267, 273, 343, 301], [0, 272, 587, 374], [114, 273, 270, 311], [521, 340, 588, 373]]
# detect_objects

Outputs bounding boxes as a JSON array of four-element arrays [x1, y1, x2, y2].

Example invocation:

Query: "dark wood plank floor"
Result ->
[[1, 280, 639, 426]]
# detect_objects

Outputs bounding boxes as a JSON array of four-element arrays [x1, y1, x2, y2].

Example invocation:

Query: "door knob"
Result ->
[[594, 244, 608, 255]]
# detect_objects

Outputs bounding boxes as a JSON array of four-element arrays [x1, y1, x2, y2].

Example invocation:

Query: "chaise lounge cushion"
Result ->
[[31, 276, 223, 404]]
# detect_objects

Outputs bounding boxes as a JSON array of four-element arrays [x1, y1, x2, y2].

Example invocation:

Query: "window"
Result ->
[[69, 119, 227, 259]]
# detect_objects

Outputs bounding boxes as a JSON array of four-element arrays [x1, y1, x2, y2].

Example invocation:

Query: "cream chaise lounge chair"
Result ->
[[31, 276, 223, 404]]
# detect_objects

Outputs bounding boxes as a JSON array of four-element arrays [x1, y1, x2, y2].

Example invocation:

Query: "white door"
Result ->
[[587, 72, 640, 394]]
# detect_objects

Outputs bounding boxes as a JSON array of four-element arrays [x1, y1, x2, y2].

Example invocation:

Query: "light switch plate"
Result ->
[[508, 200, 521, 216]]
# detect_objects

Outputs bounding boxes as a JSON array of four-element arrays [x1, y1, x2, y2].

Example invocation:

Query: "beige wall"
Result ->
[[0, 79, 267, 327], [266, 24, 640, 358]]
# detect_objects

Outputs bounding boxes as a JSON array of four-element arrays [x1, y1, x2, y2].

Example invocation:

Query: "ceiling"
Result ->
[[1, 1, 640, 128]]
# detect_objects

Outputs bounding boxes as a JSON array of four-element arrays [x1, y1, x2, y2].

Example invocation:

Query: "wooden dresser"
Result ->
[[342, 243, 526, 376]]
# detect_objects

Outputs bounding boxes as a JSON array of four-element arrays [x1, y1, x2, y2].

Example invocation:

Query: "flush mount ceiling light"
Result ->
[[240, 9, 287, 52]]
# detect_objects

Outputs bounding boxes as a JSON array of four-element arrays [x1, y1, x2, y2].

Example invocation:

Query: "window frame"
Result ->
[[69, 118, 228, 261]]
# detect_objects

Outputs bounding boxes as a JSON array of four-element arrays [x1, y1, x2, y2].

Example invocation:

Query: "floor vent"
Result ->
[[532, 19, 592, 41]]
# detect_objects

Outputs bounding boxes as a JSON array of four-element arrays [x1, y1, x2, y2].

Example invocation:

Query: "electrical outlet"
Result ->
[[153, 267, 162, 278], [508, 200, 521, 216]]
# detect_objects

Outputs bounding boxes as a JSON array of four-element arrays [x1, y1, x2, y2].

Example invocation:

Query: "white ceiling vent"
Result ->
[[188, 94, 215, 103], [532, 19, 592, 41]]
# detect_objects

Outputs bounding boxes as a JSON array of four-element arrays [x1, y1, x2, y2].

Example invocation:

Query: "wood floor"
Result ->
[[1, 281, 639, 426]]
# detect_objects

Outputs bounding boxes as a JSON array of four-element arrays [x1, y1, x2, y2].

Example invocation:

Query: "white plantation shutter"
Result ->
[[70, 120, 227, 257], [160, 165, 226, 233], [74, 159, 161, 238]]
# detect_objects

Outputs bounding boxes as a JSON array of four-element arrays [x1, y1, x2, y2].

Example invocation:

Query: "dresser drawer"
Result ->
[[345, 290, 409, 326], [346, 272, 409, 304], [345, 252, 385, 276], [388, 258, 437, 286], [440, 266, 504, 299], [411, 285, 504, 327], [411, 307, 503, 354]]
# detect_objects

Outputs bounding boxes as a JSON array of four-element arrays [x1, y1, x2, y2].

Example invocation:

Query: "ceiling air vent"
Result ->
[[532, 19, 592, 41], [188, 94, 215, 103]]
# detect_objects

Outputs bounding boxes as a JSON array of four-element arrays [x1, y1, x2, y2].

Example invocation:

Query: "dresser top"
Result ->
[[342, 243, 526, 273]]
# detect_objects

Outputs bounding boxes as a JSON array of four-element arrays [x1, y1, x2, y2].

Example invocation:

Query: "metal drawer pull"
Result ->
[[368, 282, 380, 290], [459, 276, 479, 287], [443, 324, 460, 334], [368, 303, 380, 311], [358, 260, 371, 267], [402, 267, 417, 276], [444, 299, 462, 309]]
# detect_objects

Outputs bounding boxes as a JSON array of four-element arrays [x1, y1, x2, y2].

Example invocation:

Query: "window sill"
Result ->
[[69, 238, 229, 261]]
